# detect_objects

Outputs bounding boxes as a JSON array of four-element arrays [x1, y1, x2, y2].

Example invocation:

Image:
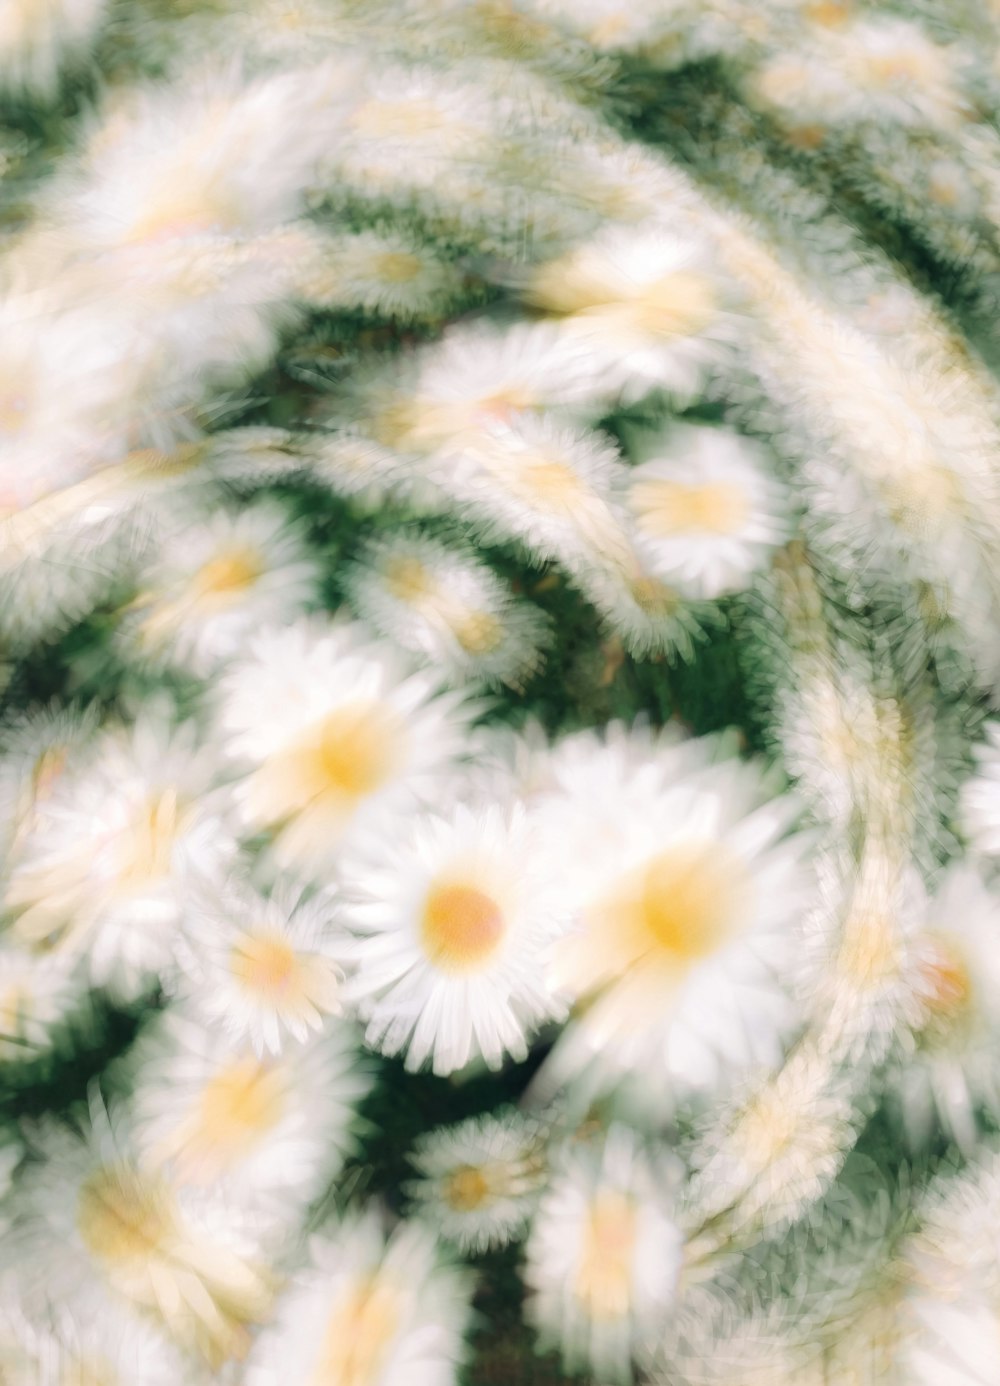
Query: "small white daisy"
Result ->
[[7, 1095, 275, 1371], [890, 865, 1000, 1154], [355, 319, 611, 460], [0, 702, 99, 858], [0, 945, 86, 1065], [129, 1009, 369, 1236], [431, 411, 634, 580], [295, 228, 469, 321], [217, 617, 477, 871], [336, 64, 499, 198], [533, 727, 811, 1097], [798, 839, 926, 1063], [120, 497, 321, 676], [2, 714, 236, 1001], [523, 226, 740, 402], [406, 1107, 549, 1253], [339, 801, 568, 1076], [687, 1045, 862, 1236], [346, 533, 551, 689], [621, 423, 788, 600], [172, 874, 347, 1055], [524, 1125, 685, 1384], [243, 1209, 474, 1386]]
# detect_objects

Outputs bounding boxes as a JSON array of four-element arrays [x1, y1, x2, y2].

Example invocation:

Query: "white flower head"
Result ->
[[534, 728, 811, 1097], [8, 1095, 274, 1369], [346, 533, 551, 689], [524, 226, 742, 403], [433, 411, 633, 580], [173, 873, 348, 1056], [524, 1125, 685, 1384], [217, 616, 479, 871], [406, 1107, 549, 1253], [243, 1209, 474, 1386], [129, 1010, 369, 1238], [622, 423, 788, 600], [889, 865, 1000, 1153], [120, 496, 321, 676], [3, 715, 236, 1001], [339, 800, 569, 1076]]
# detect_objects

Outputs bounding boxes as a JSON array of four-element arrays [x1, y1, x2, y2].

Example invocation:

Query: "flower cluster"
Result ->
[[4, 1, 1000, 1384]]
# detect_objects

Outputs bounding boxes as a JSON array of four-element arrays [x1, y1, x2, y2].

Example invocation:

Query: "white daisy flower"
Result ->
[[61, 62, 358, 253], [800, 841, 927, 1064], [217, 617, 477, 871], [295, 229, 469, 321], [432, 411, 634, 580], [339, 801, 568, 1076], [523, 1125, 685, 1384], [577, 545, 707, 660], [0, 0, 108, 97], [336, 64, 499, 199], [6, 1096, 274, 1371], [0, 702, 99, 858], [129, 1010, 369, 1236], [0, 945, 86, 1064], [120, 497, 321, 676], [172, 874, 346, 1056], [2, 715, 236, 1001], [960, 721, 1000, 855], [357, 320, 611, 460], [533, 728, 810, 1096], [889, 865, 1000, 1154], [523, 226, 740, 402], [243, 1209, 473, 1386], [406, 1107, 549, 1253], [687, 1045, 862, 1236], [310, 429, 415, 508], [621, 423, 788, 600], [346, 533, 551, 689]]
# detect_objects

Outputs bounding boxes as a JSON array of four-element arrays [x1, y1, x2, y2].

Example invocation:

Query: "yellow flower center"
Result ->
[[420, 881, 506, 973], [637, 844, 745, 961], [0, 983, 28, 1039], [631, 477, 750, 537], [30, 744, 69, 802], [190, 546, 264, 602], [188, 1057, 287, 1167], [351, 98, 446, 140], [861, 46, 944, 89], [628, 575, 680, 617], [374, 251, 423, 284], [916, 936, 973, 1039], [77, 1164, 174, 1268], [737, 1089, 798, 1168], [587, 13, 632, 47], [443, 1164, 493, 1211], [383, 556, 438, 605], [116, 789, 186, 890], [838, 911, 901, 986], [230, 934, 299, 998], [528, 255, 717, 339], [312, 704, 400, 800], [313, 1277, 401, 1386], [575, 1189, 637, 1321], [450, 607, 504, 656], [125, 183, 232, 246]]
